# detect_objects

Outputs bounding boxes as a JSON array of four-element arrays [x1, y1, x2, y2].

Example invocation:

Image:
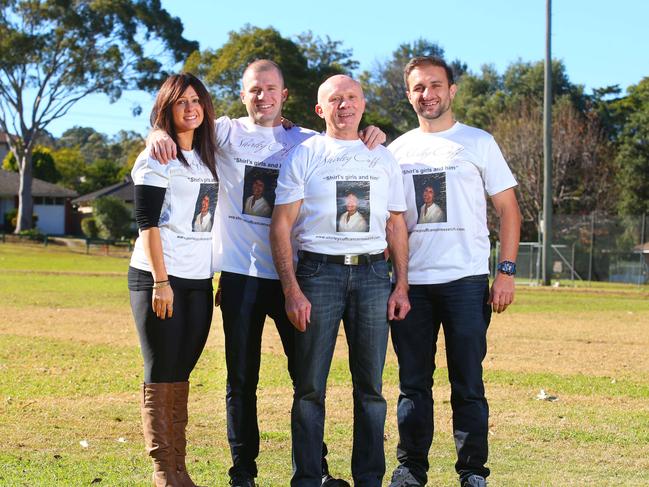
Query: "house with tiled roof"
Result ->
[[0, 169, 77, 234], [71, 174, 134, 214]]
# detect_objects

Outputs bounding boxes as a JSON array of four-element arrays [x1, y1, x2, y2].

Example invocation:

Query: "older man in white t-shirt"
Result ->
[[270, 75, 410, 487], [149, 61, 386, 487], [337, 192, 368, 232], [386, 56, 522, 487]]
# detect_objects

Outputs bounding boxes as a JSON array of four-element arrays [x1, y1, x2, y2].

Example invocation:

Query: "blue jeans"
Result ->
[[291, 257, 391, 487], [390, 275, 492, 484]]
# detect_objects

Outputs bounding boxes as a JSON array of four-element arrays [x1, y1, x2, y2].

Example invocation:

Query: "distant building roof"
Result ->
[[72, 175, 134, 205], [0, 169, 77, 198]]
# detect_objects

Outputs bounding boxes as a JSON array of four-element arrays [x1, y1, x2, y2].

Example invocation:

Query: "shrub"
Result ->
[[93, 196, 132, 240], [81, 217, 100, 239], [5, 209, 38, 232]]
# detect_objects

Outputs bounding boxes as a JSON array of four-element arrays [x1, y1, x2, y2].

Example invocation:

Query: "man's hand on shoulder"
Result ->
[[359, 125, 386, 150], [488, 273, 515, 313], [148, 129, 177, 164], [281, 117, 294, 130]]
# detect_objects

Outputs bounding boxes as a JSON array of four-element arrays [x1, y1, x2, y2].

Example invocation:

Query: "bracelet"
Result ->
[[154, 279, 169, 283], [152, 281, 171, 289]]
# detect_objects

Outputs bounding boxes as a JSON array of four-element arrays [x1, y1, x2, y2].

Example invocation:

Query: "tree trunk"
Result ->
[[15, 150, 34, 233]]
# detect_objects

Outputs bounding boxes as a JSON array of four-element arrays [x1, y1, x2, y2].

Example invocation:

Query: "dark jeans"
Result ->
[[291, 258, 391, 487], [390, 274, 492, 484], [128, 268, 212, 383], [220, 271, 331, 479]]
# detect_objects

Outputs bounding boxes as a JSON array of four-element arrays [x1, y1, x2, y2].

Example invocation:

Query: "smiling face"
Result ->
[[423, 186, 435, 205], [240, 64, 288, 127], [171, 85, 204, 135], [345, 193, 359, 214], [406, 64, 457, 130], [316, 75, 366, 140], [200, 194, 210, 214], [252, 179, 265, 198]]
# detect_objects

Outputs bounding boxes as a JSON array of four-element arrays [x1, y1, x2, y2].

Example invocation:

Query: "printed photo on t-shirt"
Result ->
[[192, 183, 218, 232], [413, 173, 447, 224], [242, 166, 278, 219], [336, 181, 370, 233]]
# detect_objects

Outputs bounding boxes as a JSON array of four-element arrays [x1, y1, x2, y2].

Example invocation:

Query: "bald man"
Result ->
[[270, 75, 410, 487]]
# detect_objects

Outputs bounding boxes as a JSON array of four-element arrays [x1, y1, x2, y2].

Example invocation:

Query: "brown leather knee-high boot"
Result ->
[[141, 383, 180, 487], [172, 381, 203, 487]]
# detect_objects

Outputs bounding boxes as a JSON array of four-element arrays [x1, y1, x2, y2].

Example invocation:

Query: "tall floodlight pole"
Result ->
[[542, 0, 553, 285]]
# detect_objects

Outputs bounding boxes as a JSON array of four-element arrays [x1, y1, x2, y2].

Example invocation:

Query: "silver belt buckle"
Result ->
[[343, 254, 359, 265]]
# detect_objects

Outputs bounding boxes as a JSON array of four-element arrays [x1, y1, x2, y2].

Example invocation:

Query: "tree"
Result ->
[[613, 78, 649, 216], [0, 0, 197, 232], [185, 25, 358, 130], [361, 39, 467, 139], [81, 159, 123, 194], [3, 145, 59, 183], [51, 146, 86, 191], [491, 97, 614, 232], [453, 59, 583, 128]]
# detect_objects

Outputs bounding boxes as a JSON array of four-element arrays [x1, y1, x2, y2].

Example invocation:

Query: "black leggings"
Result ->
[[129, 275, 213, 383]]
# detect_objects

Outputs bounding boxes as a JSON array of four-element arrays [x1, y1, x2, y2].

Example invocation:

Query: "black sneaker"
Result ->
[[388, 465, 423, 487], [321, 474, 351, 486], [461, 474, 487, 487], [230, 473, 256, 487]]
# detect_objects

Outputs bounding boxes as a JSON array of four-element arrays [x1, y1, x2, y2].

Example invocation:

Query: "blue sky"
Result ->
[[44, 0, 648, 137]]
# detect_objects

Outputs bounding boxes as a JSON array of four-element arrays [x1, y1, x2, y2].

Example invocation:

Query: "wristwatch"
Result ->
[[497, 260, 516, 276]]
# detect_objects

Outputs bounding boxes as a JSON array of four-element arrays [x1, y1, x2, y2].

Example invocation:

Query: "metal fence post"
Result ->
[[588, 212, 595, 282], [640, 213, 647, 285]]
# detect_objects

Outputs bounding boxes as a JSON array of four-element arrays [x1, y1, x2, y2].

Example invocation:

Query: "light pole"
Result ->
[[542, 0, 553, 286]]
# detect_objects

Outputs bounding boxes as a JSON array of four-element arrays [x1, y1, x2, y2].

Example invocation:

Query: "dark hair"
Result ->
[[150, 73, 217, 179], [403, 56, 455, 90]]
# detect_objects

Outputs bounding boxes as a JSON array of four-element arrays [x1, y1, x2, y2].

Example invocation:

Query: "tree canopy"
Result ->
[[0, 0, 196, 231], [184, 25, 358, 130], [613, 78, 649, 216]]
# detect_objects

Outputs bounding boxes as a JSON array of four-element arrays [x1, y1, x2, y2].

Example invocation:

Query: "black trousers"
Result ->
[[129, 267, 213, 383], [390, 275, 492, 483]]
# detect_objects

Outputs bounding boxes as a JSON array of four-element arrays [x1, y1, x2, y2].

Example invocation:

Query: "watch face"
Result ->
[[498, 261, 516, 275]]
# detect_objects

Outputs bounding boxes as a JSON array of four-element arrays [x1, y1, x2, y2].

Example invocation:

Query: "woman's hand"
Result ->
[[152, 284, 174, 319]]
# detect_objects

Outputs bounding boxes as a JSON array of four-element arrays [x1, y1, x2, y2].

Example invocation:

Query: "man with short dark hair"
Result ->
[[387, 56, 521, 487], [270, 74, 410, 487]]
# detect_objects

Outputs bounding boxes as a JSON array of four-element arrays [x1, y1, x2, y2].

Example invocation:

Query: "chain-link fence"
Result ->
[[494, 213, 649, 285]]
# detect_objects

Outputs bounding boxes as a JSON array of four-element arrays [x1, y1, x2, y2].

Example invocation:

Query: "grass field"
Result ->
[[1, 242, 648, 486]]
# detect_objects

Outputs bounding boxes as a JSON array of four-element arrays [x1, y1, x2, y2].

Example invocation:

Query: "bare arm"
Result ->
[[146, 129, 177, 164], [269, 201, 311, 331], [386, 211, 411, 320], [489, 187, 521, 313], [140, 227, 173, 319]]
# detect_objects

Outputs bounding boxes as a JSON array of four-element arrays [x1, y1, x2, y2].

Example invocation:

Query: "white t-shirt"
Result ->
[[212, 116, 316, 278], [388, 122, 517, 284], [130, 149, 218, 280], [276, 134, 406, 255], [419, 203, 445, 224]]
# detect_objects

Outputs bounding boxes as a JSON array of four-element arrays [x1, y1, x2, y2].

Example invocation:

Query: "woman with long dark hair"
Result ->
[[128, 73, 217, 487]]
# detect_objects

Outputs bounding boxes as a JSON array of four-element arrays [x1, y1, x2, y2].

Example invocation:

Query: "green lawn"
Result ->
[[1, 242, 648, 486]]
